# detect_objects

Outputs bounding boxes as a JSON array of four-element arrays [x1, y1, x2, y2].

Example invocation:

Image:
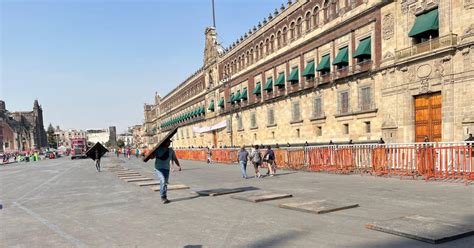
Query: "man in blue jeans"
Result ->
[[151, 139, 181, 204], [237, 146, 249, 179]]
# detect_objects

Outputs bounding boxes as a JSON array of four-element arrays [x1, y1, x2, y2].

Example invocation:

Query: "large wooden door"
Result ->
[[212, 131, 217, 148], [415, 92, 442, 142]]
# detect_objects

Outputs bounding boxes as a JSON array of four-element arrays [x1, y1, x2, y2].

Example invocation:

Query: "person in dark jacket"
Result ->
[[263, 146, 276, 177]]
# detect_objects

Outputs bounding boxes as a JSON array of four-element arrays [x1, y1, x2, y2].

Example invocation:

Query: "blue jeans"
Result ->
[[155, 169, 170, 199], [239, 161, 247, 178]]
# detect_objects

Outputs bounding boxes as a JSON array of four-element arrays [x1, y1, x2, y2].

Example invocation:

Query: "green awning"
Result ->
[[208, 100, 215, 111], [302, 60, 315, 77], [316, 55, 331, 72], [288, 68, 299, 82], [218, 97, 225, 108], [253, 82, 261, 95], [332, 47, 349, 65], [229, 93, 234, 103], [353, 37, 371, 58], [263, 78, 273, 91], [274, 73, 285, 87], [200, 106, 205, 114], [241, 87, 248, 100], [408, 8, 439, 37], [234, 90, 241, 102]]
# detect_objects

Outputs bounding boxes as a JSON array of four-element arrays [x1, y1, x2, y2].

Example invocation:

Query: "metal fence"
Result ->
[[175, 142, 474, 184]]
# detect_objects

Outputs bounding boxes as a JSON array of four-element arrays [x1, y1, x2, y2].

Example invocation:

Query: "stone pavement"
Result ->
[[1, 156, 473, 248]]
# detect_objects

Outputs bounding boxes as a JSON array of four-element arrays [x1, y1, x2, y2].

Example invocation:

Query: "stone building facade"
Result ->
[[55, 128, 87, 147], [0, 100, 48, 152], [144, 0, 474, 148]]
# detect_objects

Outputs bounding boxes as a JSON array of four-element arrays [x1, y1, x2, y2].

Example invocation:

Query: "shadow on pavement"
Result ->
[[170, 194, 201, 203], [183, 245, 202, 248], [246, 230, 306, 248]]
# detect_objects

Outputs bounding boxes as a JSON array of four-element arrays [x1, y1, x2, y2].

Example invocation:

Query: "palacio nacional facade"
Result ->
[[143, 0, 474, 148]]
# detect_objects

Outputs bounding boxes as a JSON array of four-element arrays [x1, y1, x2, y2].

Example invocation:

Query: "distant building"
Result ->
[[86, 129, 110, 145], [109, 126, 117, 147], [131, 125, 145, 148], [0, 100, 47, 152], [117, 132, 133, 147], [55, 128, 87, 147]]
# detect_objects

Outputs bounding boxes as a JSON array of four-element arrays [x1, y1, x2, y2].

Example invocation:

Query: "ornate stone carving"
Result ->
[[204, 27, 219, 67], [460, 24, 474, 44], [383, 51, 395, 60], [401, 0, 439, 15], [416, 64, 432, 78], [465, 0, 474, 9], [382, 13, 394, 40], [434, 59, 445, 78], [419, 78, 430, 93]]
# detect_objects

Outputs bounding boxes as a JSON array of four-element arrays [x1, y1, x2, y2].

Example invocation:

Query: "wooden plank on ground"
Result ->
[[134, 181, 160, 186], [365, 215, 474, 244], [124, 178, 153, 183], [151, 184, 189, 191], [231, 191, 292, 203], [279, 200, 359, 214], [118, 175, 143, 180]]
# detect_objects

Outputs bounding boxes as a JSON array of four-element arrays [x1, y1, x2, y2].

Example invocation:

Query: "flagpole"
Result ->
[[212, 0, 216, 27]]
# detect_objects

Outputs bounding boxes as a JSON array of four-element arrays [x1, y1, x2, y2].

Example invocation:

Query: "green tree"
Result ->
[[46, 123, 57, 148], [105, 141, 111, 148], [117, 139, 125, 148]]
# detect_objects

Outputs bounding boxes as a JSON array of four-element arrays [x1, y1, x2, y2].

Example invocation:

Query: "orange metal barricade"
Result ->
[[175, 143, 473, 184], [287, 149, 305, 169]]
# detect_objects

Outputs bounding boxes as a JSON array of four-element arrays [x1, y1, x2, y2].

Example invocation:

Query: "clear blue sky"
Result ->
[[1, 0, 286, 133]]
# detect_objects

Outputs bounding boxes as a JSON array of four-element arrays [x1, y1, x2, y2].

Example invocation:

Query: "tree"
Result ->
[[105, 141, 111, 148], [117, 139, 125, 148], [46, 123, 57, 148]]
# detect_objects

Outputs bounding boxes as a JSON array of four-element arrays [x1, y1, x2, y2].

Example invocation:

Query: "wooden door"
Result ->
[[212, 131, 217, 148], [415, 92, 442, 142]]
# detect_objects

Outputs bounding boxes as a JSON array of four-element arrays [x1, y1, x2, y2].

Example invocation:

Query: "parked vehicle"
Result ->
[[70, 138, 87, 159]]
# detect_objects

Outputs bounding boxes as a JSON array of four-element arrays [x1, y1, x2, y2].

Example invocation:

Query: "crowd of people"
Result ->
[[113, 147, 142, 159], [235, 145, 277, 179], [1, 151, 46, 164]]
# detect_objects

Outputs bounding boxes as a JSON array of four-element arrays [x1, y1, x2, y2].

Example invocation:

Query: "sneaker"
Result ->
[[162, 198, 170, 204]]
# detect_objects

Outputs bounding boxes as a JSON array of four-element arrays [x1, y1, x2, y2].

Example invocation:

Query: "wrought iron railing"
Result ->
[[395, 34, 458, 60]]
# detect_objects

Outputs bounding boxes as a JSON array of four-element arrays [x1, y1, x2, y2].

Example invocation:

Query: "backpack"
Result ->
[[252, 150, 262, 163]]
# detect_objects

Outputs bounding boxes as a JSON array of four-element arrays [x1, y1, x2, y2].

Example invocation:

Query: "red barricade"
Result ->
[[175, 143, 473, 184]]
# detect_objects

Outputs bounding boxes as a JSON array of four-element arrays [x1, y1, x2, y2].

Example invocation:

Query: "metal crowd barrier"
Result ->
[[174, 142, 473, 183]]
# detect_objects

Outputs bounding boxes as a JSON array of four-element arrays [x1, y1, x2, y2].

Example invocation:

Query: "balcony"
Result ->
[[354, 60, 373, 73], [395, 34, 457, 61]]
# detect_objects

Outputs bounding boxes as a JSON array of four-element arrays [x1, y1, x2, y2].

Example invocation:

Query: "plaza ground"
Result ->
[[1, 156, 473, 248]]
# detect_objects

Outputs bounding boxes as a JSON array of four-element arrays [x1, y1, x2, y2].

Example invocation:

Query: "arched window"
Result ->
[[282, 27, 288, 45], [305, 12, 312, 32], [296, 18, 303, 37], [334, 0, 340, 17], [270, 35, 275, 53], [250, 48, 254, 64], [276, 31, 282, 48], [265, 38, 270, 55], [290, 22, 295, 40], [259, 42, 264, 58], [246, 51, 250, 66], [313, 7, 320, 27], [324, 0, 330, 21], [255, 45, 260, 60]]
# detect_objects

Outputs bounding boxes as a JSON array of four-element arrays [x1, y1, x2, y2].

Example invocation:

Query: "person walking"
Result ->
[[207, 147, 212, 165], [250, 145, 263, 178], [237, 146, 249, 179], [263, 146, 276, 176], [151, 139, 181, 204], [95, 149, 101, 172], [126, 148, 131, 160]]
